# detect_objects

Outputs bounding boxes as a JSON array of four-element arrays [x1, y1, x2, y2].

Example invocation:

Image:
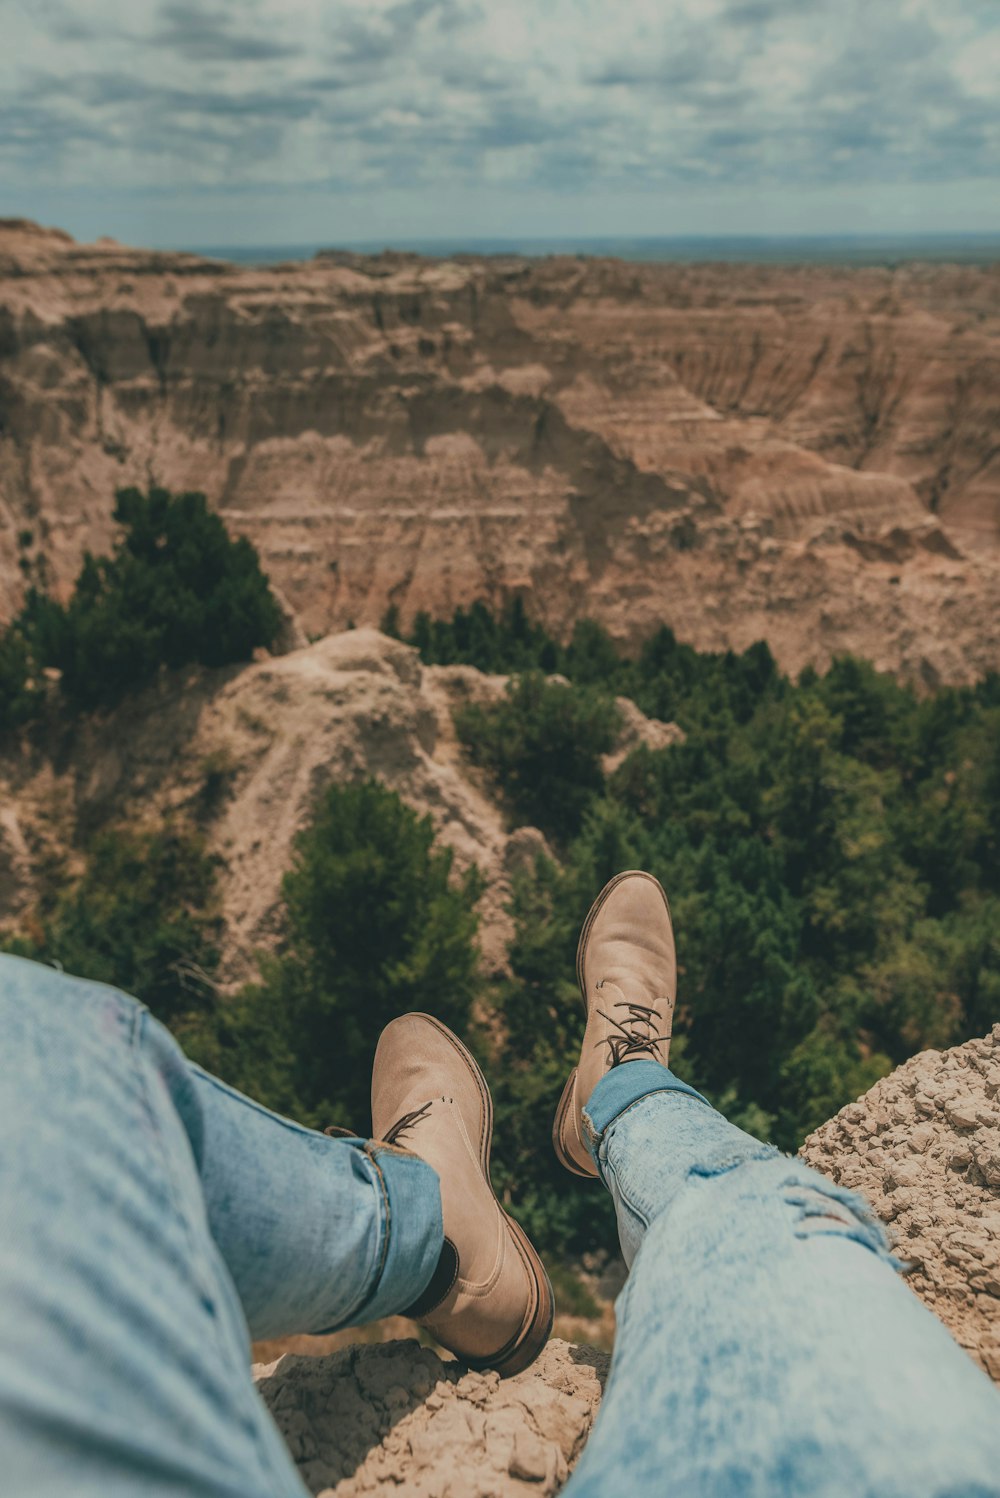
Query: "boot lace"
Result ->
[[596, 989, 670, 1066], [384, 1100, 434, 1145]]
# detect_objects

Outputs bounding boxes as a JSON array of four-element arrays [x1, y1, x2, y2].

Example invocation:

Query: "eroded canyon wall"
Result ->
[[2, 219, 999, 682]]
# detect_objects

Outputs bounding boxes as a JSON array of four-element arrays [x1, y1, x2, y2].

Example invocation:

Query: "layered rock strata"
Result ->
[[2, 220, 1000, 682]]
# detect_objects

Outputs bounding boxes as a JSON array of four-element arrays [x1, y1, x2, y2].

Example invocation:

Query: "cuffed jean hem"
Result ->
[[582, 1061, 712, 1163], [348, 1142, 444, 1326]]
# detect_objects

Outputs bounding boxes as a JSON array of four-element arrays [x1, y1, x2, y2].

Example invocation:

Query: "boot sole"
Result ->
[[408, 1013, 555, 1377], [551, 1068, 598, 1178], [553, 870, 672, 1178]]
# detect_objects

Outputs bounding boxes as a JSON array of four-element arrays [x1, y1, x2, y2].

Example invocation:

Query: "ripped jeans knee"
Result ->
[[692, 1151, 902, 1269], [781, 1171, 901, 1264]]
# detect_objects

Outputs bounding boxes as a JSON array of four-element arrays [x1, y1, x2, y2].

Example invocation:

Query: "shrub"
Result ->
[[408, 596, 559, 673], [0, 628, 39, 735], [14, 486, 281, 712], [2, 827, 222, 1024], [247, 779, 483, 1129], [456, 673, 620, 844]]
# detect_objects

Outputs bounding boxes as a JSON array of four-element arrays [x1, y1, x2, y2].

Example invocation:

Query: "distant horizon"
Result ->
[[7, 1, 998, 256], [174, 232, 1000, 269]]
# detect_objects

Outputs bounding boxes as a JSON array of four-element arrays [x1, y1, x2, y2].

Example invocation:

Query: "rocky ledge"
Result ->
[[255, 1026, 1000, 1496], [255, 1338, 607, 1498], [801, 1022, 1000, 1380]]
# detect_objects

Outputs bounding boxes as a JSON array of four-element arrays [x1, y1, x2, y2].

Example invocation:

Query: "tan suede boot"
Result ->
[[552, 870, 676, 1178], [372, 1013, 553, 1375]]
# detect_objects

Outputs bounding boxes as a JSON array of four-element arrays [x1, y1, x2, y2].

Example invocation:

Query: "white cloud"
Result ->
[[1, 0, 997, 240], [952, 33, 1000, 98]]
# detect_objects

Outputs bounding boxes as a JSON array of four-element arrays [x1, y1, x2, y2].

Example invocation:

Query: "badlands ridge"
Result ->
[[2, 219, 999, 683]]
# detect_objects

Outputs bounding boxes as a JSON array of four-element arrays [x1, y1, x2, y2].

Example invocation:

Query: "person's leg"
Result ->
[[0, 954, 442, 1497], [565, 1060, 1000, 1498], [182, 1058, 443, 1341]]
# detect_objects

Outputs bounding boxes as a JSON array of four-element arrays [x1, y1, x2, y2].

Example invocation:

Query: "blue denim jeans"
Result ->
[[566, 1060, 1000, 1498], [4, 957, 1000, 1497], [0, 956, 442, 1497]]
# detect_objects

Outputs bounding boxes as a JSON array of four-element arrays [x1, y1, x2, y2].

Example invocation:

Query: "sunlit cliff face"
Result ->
[[2, 221, 1000, 685]]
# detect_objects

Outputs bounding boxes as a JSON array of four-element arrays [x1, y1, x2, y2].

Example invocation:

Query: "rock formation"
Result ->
[[254, 1339, 607, 1498], [801, 1023, 1000, 1382], [2, 221, 1000, 683], [0, 630, 656, 982]]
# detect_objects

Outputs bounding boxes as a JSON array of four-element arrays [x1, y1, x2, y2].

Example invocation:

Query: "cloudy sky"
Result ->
[[4, 0, 999, 248]]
